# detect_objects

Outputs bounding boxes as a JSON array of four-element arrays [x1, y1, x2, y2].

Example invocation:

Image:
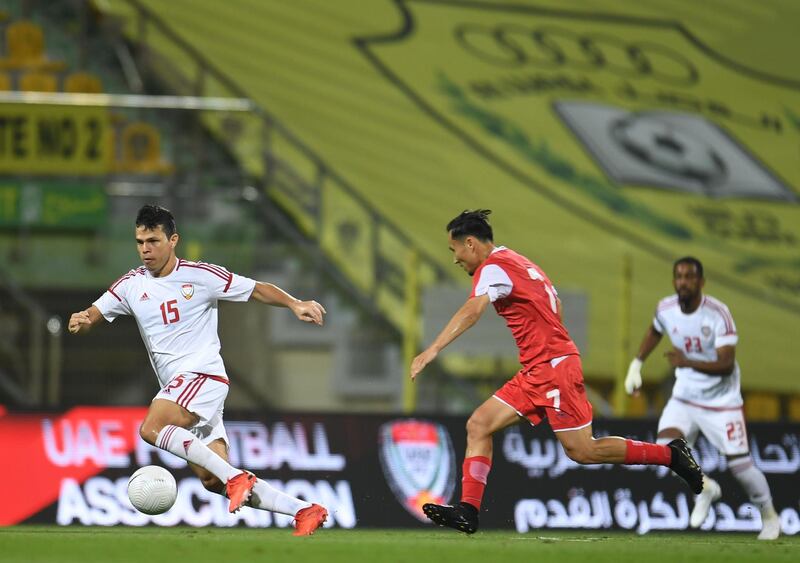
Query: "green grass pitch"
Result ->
[[1, 526, 798, 563]]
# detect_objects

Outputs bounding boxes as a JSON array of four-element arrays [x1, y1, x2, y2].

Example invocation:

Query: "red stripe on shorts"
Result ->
[[175, 375, 206, 408], [176, 375, 204, 406], [190, 372, 229, 385], [179, 377, 207, 409]]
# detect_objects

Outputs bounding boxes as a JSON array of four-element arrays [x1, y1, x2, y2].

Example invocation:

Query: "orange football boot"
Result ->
[[226, 471, 256, 513], [293, 504, 328, 536]]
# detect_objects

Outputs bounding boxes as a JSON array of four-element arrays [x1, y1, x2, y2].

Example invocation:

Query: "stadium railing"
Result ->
[[0, 268, 62, 406]]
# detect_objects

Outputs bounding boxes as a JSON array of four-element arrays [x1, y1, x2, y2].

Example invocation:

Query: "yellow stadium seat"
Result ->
[[117, 122, 174, 174], [64, 71, 103, 93], [0, 20, 66, 71], [744, 392, 781, 422], [0, 72, 11, 91], [787, 395, 800, 422], [19, 71, 58, 92]]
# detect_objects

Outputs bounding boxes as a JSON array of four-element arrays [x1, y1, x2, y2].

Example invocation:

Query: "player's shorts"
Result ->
[[493, 354, 593, 432], [658, 397, 749, 456], [153, 372, 230, 446]]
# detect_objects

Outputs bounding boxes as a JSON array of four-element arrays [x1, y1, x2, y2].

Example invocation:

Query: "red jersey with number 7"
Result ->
[[470, 247, 578, 370]]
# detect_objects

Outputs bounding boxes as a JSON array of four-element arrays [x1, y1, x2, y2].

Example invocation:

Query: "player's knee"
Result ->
[[561, 442, 593, 464], [138, 420, 165, 445], [466, 413, 490, 438]]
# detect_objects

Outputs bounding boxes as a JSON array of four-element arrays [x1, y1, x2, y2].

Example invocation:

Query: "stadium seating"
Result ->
[[745, 392, 782, 422], [788, 396, 800, 421], [18, 70, 57, 92], [0, 20, 65, 71], [117, 122, 174, 175], [64, 71, 103, 94]]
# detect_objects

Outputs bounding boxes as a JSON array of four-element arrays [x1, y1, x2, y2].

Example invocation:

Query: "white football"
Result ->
[[127, 465, 178, 515]]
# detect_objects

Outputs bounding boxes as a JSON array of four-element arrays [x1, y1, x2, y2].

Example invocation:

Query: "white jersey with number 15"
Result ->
[[93, 259, 256, 388], [653, 294, 742, 408]]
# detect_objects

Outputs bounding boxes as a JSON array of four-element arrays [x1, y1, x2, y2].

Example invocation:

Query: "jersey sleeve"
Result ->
[[222, 272, 257, 302], [471, 264, 513, 302], [93, 274, 134, 322], [713, 305, 738, 348], [202, 263, 256, 302], [652, 308, 665, 334]]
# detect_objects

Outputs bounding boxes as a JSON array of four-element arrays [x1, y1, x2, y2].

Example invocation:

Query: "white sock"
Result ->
[[156, 425, 240, 483], [729, 456, 773, 509], [247, 479, 311, 516]]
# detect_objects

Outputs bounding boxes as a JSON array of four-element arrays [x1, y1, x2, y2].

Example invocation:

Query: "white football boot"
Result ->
[[758, 504, 780, 540], [690, 475, 722, 528]]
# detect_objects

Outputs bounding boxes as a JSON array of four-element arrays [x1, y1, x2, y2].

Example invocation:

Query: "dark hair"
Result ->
[[136, 204, 177, 238], [446, 209, 494, 242], [673, 256, 703, 278]]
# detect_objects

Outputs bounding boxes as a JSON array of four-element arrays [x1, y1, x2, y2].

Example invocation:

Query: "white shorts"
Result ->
[[154, 372, 230, 446], [658, 397, 749, 456]]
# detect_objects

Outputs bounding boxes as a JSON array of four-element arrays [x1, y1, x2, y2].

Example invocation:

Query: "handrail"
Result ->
[[0, 90, 254, 111]]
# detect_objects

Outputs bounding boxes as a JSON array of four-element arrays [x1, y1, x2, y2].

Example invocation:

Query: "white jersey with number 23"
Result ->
[[653, 294, 742, 408]]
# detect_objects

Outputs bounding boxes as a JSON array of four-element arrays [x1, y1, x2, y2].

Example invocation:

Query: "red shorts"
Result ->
[[494, 354, 593, 432]]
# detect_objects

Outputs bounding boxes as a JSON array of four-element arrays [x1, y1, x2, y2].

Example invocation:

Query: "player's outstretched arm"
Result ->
[[625, 325, 663, 394], [68, 305, 105, 335], [410, 294, 490, 381], [249, 281, 326, 326]]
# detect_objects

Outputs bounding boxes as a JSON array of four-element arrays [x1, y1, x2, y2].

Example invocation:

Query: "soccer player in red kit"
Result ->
[[410, 210, 704, 534]]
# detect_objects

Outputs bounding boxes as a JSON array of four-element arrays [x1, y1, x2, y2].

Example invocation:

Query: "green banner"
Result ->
[[0, 182, 107, 229]]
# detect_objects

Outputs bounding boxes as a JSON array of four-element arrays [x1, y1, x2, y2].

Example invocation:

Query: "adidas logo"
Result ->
[[140, 292, 150, 301], [183, 439, 193, 454]]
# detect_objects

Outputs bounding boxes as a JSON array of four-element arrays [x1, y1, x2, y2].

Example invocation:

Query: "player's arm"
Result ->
[[636, 325, 663, 362], [410, 294, 491, 381], [249, 281, 326, 326], [625, 325, 663, 394], [68, 305, 106, 335], [666, 345, 736, 376]]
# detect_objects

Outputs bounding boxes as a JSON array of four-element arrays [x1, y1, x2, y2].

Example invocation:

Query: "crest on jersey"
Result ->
[[378, 419, 456, 522], [180, 284, 194, 300], [702, 326, 712, 337]]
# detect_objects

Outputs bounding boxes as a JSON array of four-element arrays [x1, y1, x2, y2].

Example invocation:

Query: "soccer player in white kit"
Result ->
[[625, 257, 780, 540], [68, 204, 328, 536]]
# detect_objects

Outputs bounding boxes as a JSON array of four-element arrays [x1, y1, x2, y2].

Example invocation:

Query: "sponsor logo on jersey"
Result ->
[[378, 419, 456, 522], [180, 284, 194, 300], [140, 293, 149, 301]]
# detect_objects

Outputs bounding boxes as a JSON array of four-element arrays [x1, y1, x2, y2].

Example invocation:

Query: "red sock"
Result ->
[[624, 439, 672, 465], [460, 456, 492, 509]]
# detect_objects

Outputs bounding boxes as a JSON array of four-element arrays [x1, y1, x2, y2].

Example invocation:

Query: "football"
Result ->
[[127, 465, 178, 515]]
